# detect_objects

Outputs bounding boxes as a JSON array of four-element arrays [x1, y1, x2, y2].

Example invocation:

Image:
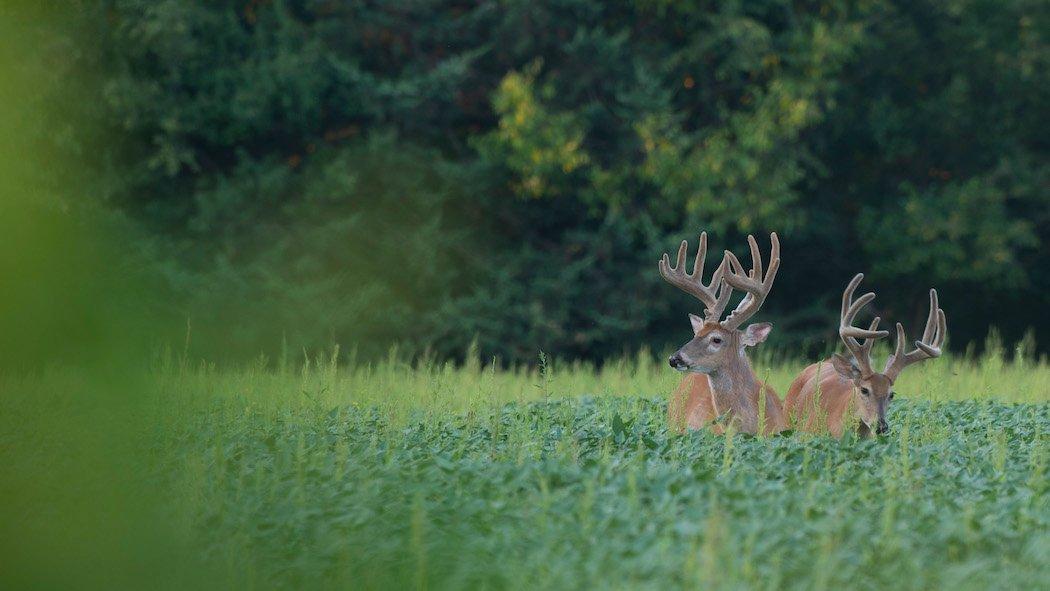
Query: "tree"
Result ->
[[33, 0, 1047, 361]]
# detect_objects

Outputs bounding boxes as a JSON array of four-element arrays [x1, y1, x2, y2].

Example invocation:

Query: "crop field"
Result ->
[[3, 344, 1048, 590]]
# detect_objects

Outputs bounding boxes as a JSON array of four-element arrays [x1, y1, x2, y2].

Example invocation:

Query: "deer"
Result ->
[[784, 273, 947, 437], [661, 231, 788, 436]]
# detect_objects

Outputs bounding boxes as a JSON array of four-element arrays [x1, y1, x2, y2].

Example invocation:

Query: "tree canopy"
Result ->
[[25, 0, 1050, 361]]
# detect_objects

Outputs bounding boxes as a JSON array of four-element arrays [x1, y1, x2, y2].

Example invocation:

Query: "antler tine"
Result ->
[[857, 316, 882, 357], [840, 275, 886, 341], [691, 232, 708, 277], [747, 234, 763, 281], [922, 289, 939, 343], [721, 232, 781, 330], [658, 232, 732, 321], [705, 259, 734, 322], [838, 274, 889, 375], [885, 289, 947, 380]]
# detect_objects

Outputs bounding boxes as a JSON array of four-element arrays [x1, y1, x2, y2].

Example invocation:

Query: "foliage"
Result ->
[[184, 397, 1047, 589], [147, 133, 486, 360], [32, 0, 1050, 360], [475, 62, 590, 199], [4, 349, 1046, 589]]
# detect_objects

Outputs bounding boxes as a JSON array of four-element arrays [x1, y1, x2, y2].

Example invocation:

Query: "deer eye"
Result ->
[[711, 337, 723, 345], [889, 392, 895, 400], [860, 387, 871, 396]]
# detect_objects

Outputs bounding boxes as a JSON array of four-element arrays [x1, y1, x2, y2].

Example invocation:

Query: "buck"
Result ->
[[784, 273, 946, 437], [661, 232, 788, 435]]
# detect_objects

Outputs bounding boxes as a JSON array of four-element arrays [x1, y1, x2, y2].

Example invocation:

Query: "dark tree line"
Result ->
[[24, 0, 1050, 361]]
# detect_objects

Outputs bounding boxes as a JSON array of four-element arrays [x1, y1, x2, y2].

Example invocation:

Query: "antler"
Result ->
[[720, 232, 781, 330], [884, 288, 947, 380], [838, 273, 890, 376], [659, 232, 733, 322]]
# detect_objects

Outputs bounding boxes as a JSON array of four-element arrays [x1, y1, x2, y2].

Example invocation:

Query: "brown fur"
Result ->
[[668, 321, 788, 435], [659, 231, 786, 436], [669, 370, 787, 436], [785, 360, 893, 437], [786, 274, 945, 437]]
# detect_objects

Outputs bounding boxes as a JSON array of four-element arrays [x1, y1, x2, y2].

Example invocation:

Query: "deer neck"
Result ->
[[707, 347, 760, 433]]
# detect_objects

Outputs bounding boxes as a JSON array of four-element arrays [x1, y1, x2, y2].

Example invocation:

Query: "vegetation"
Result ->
[[3, 343, 1047, 589], [1, 3, 1047, 590], [16, 0, 1050, 362]]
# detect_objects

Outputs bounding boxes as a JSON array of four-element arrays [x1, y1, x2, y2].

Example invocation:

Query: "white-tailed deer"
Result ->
[[661, 232, 788, 435], [784, 273, 947, 437]]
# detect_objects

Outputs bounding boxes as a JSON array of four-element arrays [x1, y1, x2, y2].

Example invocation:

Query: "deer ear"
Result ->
[[741, 322, 772, 347], [831, 353, 862, 379], [688, 313, 704, 334]]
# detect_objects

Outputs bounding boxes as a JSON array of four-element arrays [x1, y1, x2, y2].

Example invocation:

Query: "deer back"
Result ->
[[785, 361, 856, 437]]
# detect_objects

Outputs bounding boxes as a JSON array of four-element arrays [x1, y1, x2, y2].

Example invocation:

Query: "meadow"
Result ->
[[2, 338, 1048, 590]]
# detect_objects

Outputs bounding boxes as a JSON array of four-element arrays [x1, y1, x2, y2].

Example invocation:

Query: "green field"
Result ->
[[3, 344, 1048, 590]]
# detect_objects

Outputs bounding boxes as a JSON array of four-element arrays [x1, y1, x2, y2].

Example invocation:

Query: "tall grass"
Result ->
[[2, 338, 1047, 590], [149, 339, 1048, 428]]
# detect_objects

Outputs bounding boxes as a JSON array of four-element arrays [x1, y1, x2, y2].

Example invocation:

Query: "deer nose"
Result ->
[[669, 354, 683, 369], [876, 419, 889, 435]]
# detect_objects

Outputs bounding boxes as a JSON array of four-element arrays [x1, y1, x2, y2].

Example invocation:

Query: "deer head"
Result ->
[[831, 273, 947, 436], [661, 232, 780, 375]]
